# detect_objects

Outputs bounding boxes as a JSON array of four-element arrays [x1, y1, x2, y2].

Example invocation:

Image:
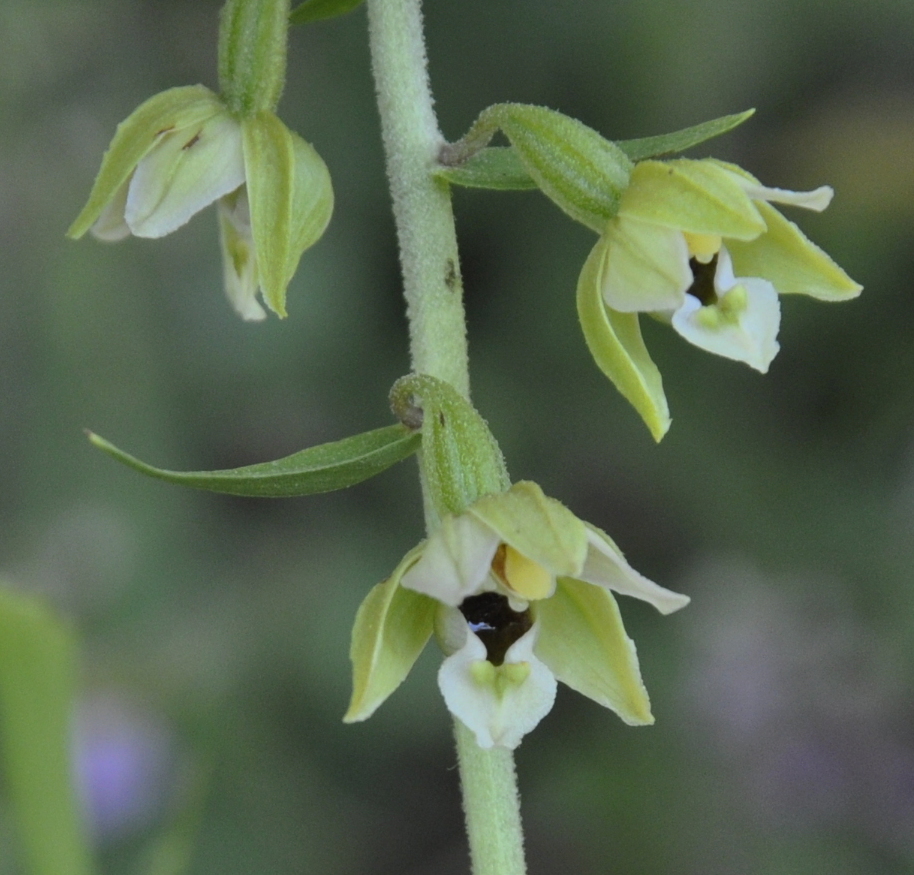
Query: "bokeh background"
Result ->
[[2, 0, 914, 872]]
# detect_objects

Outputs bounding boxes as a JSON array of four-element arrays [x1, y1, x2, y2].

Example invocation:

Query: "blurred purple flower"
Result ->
[[72, 691, 176, 842]]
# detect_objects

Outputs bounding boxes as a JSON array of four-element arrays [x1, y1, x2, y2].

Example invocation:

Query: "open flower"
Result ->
[[345, 481, 689, 749], [575, 157, 863, 440], [68, 85, 333, 320], [591, 158, 861, 372]]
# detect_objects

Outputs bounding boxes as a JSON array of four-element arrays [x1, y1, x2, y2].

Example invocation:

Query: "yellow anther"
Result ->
[[503, 546, 554, 600], [684, 232, 722, 263]]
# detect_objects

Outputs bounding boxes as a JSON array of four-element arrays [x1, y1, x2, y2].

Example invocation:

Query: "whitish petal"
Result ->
[[535, 578, 652, 724], [439, 624, 557, 750], [126, 112, 245, 238], [90, 177, 131, 242], [400, 513, 500, 606], [672, 250, 781, 373], [744, 183, 833, 212], [68, 85, 224, 240], [218, 189, 266, 321], [579, 525, 690, 614], [601, 215, 693, 313]]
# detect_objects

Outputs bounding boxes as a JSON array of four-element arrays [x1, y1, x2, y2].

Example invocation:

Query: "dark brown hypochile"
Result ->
[[459, 592, 532, 666]]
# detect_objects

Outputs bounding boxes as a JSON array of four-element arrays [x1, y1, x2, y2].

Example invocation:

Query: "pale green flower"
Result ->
[[593, 158, 861, 372], [68, 85, 333, 321], [345, 481, 688, 750]]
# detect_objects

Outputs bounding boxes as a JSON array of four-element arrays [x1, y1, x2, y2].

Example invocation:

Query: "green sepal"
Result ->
[[67, 85, 223, 239], [242, 111, 296, 316], [390, 374, 509, 518], [0, 587, 93, 875], [619, 159, 766, 240], [469, 481, 587, 579], [576, 237, 671, 441], [87, 424, 420, 497], [727, 201, 863, 301], [435, 147, 538, 191], [617, 109, 755, 162], [492, 104, 633, 232], [219, 0, 290, 115], [289, 0, 364, 25], [344, 552, 437, 722], [285, 130, 334, 286], [534, 577, 653, 725]]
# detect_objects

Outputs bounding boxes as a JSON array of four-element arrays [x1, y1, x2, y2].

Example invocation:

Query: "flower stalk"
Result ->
[[365, 0, 524, 871]]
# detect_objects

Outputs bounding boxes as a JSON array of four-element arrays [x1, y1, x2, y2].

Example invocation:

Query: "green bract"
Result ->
[[87, 424, 419, 497], [67, 86, 333, 320], [616, 109, 755, 161], [345, 480, 689, 749]]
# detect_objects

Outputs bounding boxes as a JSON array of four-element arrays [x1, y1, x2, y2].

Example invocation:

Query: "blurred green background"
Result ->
[[2, 0, 914, 872]]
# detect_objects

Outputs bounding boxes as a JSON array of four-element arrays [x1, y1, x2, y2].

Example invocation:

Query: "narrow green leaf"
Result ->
[[617, 109, 755, 162], [87, 424, 420, 497], [435, 148, 538, 191], [137, 764, 210, 875], [576, 238, 671, 441], [289, 0, 364, 25], [0, 587, 92, 875]]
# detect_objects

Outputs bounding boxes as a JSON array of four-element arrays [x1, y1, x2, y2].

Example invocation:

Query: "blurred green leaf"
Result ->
[[137, 764, 210, 875], [87, 424, 420, 497], [617, 109, 755, 161], [0, 587, 93, 875], [436, 147, 538, 191], [289, 0, 364, 26]]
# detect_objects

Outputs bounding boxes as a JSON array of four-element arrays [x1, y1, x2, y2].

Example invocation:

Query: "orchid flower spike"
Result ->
[[345, 480, 689, 750]]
